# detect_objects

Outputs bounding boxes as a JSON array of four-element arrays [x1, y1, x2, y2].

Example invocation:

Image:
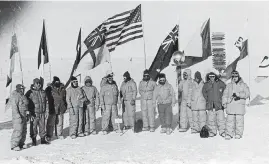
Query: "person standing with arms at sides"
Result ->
[[10, 84, 29, 151], [81, 76, 100, 135], [138, 69, 157, 132], [153, 73, 176, 135], [222, 70, 250, 140], [100, 73, 121, 134], [45, 76, 67, 140], [191, 71, 207, 134], [120, 71, 137, 132], [178, 69, 194, 132], [202, 72, 226, 137], [66, 76, 86, 139], [25, 78, 50, 146]]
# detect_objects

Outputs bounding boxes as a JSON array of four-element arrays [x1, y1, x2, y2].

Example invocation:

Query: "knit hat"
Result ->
[[53, 76, 60, 82], [33, 78, 40, 84], [16, 84, 25, 90], [70, 76, 77, 81], [143, 69, 150, 75], [106, 70, 114, 77], [194, 71, 202, 81], [123, 71, 130, 78], [158, 73, 166, 79]]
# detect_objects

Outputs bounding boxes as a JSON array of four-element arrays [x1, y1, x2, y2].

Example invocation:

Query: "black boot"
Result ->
[[32, 138, 37, 146], [41, 137, 50, 145]]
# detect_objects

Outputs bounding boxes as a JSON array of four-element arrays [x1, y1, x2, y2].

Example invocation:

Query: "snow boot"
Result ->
[[12, 146, 21, 151], [166, 128, 172, 135], [160, 128, 166, 133], [71, 135, 77, 139], [20, 144, 27, 149], [115, 129, 122, 133], [225, 134, 232, 140], [102, 131, 108, 135], [41, 137, 50, 145], [150, 128, 155, 132], [178, 128, 187, 132], [235, 135, 241, 139], [32, 137, 37, 146], [191, 129, 200, 134], [142, 127, 149, 131], [58, 136, 64, 140], [91, 131, 97, 135], [208, 132, 216, 137], [78, 133, 85, 137]]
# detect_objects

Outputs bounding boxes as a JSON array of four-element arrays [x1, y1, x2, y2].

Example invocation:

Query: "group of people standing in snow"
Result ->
[[9, 68, 250, 151]]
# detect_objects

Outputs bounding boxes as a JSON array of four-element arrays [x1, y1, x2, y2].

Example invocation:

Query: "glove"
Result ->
[[130, 100, 135, 106], [232, 93, 237, 98], [234, 96, 240, 101], [85, 100, 91, 105], [222, 104, 227, 109]]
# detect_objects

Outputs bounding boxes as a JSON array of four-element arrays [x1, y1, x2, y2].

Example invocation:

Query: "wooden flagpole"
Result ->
[[141, 5, 147, 69]]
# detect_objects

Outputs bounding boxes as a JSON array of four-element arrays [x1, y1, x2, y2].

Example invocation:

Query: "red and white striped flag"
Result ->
[[6, 33, 23, 105]]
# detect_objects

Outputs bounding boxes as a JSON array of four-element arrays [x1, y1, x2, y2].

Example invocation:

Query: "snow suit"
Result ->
[[81, 76, 100, 134], [202, 72, 226, 136], [45, 83, 67, 138], [222, 78, 250, 138], [138, 79, 157, 129], [25, 85, 47, 140], [66, 86, 85, 137], [191, 80, 207, 132], [178, 69, 194, 131], [120, 79, 137, 128], [10, 90, 28, 149], [153, 81, 176, 129], [100, 80, 120, 131]]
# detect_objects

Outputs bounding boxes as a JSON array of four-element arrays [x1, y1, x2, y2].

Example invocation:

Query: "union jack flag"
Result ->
[[161, 25, 178, 53], [84, 24, 106, 50]]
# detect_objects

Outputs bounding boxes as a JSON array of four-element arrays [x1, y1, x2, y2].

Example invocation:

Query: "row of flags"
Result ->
[[5, 4, 268, 107]]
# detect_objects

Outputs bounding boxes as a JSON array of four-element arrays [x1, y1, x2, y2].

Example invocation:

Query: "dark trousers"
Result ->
[[30, 113, 46, 139], [158, 103, 173, 128]]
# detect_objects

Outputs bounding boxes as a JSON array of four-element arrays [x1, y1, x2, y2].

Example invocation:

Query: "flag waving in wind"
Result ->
[[83, 4, 143, 69], [38, 20, 49, 87], [149, 25, 179, 81], [6, 33, 23, 106]]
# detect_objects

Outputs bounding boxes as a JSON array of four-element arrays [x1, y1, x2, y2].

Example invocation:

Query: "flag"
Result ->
[[6, 33, 23, 105], [149, 25, 179, 81], [83, 4, 143, 67], [222, 39, 248, 80], [181, 18, 212, 69], [255, 55, 269, 83], [64, 28, 82, 88], [38, 20, 49, 87]]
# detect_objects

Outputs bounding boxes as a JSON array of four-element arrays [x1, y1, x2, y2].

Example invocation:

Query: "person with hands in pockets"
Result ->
[[222, 70, 250, 140], [153, 73, 176, 135], [66, 76, 86, 139], [81, 76, 100, 135]]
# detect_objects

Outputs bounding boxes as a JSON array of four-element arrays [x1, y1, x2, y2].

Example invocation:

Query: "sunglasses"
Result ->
[[159, 79, 166, 82], [108, 77, 113, 80], [72, 80, 78, 83]]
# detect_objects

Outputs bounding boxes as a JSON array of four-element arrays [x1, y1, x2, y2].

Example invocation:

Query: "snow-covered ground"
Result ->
[[0, 101, 268, 164]]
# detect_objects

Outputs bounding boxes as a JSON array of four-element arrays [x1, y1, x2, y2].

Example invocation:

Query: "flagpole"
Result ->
[[141, 5, 147, 69], [44, 19, 51, 83]]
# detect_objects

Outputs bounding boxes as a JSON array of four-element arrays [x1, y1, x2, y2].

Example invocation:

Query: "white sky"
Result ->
[[0, 1, 269, 98]]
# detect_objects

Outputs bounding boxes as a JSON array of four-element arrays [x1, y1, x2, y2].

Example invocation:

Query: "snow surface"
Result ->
[[0, 101, 269, 164]]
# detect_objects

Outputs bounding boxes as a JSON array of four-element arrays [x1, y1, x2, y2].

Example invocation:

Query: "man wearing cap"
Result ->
[[153, 73, 176, 135], [222, 70, 250, 140], [100, 73, 121, 134], [45, 76, 67, 140], [191, 71, 207, 133], [25, 78, 49, 145], [66, 76, 86, 139], [138, 69, 157, 132], [81, 76, 100, 135], [10, 84, 29, 151], [178, 69, 194, 132], [202, 72, 226, 137], [120, 71, 137, 132]]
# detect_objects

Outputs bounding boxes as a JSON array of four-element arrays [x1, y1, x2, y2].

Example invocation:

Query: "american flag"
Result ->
[[84, 4, 143, 53]]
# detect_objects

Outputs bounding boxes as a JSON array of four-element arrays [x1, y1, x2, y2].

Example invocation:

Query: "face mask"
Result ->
[[54, 82, 61, 88], [159, 79, 166, 85], [143, 75, 150, 81]]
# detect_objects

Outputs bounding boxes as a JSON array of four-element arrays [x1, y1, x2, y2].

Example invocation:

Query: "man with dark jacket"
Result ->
[[25, 78, 50, 145], [202, 72, 226, 137], [45, 76, 67, 140]]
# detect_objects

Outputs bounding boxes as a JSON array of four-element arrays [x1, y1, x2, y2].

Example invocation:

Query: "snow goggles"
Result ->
[[209, 75, 215, 78], [72, 80, 78, 83], [231, 72, 239, 77]]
